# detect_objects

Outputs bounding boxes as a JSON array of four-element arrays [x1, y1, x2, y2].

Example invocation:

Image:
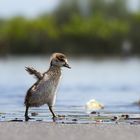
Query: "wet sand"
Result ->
[[0, 122, 140, 140]]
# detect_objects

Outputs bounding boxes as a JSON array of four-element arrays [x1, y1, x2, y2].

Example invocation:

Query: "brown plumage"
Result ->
[[24, 53, 71, 121], [25, 67, 43, 80]]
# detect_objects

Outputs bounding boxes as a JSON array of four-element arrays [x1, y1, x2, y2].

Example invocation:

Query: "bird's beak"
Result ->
[[63, 63, 71, 69]]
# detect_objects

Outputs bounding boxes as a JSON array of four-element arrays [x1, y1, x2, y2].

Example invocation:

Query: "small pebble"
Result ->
[[111, 116, 118, 121], [31, 112, 38, 116], [36, 119, 42, 122], [90, 111, 97, 114], [72, 119, 78, 121], [121, 114, 129, 119]]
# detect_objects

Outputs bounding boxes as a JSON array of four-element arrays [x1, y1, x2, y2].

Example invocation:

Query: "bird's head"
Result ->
[[50, 53, 71, 69]]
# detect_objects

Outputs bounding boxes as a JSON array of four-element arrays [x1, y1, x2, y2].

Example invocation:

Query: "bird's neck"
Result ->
[[48, 65, 61, 76], [50, 64, 61, 70]]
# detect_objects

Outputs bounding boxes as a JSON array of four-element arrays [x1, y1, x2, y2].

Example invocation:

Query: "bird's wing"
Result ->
[[25, 66, 43, 80]]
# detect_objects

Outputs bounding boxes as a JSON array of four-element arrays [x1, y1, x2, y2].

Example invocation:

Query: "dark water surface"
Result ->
[[0, 56, 140, 123]]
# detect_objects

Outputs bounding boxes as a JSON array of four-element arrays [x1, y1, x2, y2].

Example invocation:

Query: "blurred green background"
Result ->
[[0, 0, 140, 56]]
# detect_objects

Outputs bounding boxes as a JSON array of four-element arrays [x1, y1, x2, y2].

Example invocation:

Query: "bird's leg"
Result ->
[[48, 106, 65, 122], [25, 106, 31, 121], [48, 106, 57, 120]]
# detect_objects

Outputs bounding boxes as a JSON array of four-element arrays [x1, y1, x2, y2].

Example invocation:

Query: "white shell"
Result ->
[[86, 99, 104, 111]]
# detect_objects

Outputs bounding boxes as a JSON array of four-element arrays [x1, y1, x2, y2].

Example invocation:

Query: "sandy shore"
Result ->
[[0, 122, 140, 140]]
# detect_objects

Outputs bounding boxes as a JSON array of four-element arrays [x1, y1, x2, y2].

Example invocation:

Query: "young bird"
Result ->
[[24, 53, 71, 121]]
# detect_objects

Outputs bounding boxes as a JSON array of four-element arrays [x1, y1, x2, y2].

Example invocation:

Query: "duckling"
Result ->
[[24, 53, 71, 121]]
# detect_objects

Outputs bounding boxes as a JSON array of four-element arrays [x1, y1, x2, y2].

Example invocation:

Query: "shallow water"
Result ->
[[0, 56, 140, 123]]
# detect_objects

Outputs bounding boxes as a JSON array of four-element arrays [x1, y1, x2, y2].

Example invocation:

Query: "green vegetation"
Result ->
[[0, 0, 140, 56]]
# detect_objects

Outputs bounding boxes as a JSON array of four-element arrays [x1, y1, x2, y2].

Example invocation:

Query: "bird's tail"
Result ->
[[25, 66, 43, 80]]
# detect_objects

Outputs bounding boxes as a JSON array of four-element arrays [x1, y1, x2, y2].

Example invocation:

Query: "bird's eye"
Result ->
[[60, 59, 65, 62], [57, 56, 65, 62]]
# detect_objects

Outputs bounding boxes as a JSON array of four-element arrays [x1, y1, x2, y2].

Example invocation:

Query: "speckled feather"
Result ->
[[24, 66, 61, 107]]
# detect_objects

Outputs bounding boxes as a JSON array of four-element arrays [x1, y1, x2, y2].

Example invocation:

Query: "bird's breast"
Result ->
[[44, 73, 61, 90]]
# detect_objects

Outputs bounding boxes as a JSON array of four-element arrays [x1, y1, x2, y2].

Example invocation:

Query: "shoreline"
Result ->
[[0, 122, 140, 140]]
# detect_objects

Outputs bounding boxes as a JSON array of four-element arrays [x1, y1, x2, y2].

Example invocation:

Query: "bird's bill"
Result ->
[[63, 63, 71, 69]]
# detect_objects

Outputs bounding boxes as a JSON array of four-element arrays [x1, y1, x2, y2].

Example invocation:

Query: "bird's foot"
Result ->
[[25, 116, 33, 121], [52, 116, 57, 122], [52, 115, 65, 121]]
